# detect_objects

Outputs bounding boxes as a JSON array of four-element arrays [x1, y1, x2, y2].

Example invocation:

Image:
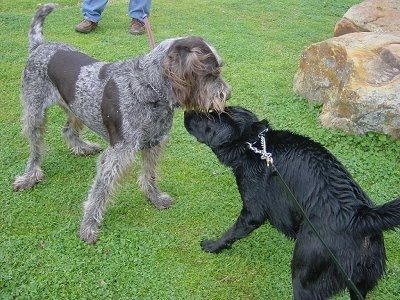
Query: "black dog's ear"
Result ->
[[260, 118, 270, 128], [225, 106, 259, 135], [251, 120, 270, 135]]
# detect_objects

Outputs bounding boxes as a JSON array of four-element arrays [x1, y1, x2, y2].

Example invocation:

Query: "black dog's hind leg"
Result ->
[[201, 207, 265, 253]]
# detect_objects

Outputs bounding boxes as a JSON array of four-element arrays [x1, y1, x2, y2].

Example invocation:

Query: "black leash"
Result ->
[[247, 130, 364, 300]]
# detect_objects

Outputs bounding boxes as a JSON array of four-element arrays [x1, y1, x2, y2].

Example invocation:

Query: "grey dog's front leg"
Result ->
[[137, 143, 173, 210], [79, 144, 135, 244], [201, 207, 264, 253]]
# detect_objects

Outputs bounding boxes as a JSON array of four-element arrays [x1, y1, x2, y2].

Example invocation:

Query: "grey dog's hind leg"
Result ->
[[138, 143, 172, 209], [12, 86, 52, 191], [79, 144, 136, 244], [62, 112, 102, 156]]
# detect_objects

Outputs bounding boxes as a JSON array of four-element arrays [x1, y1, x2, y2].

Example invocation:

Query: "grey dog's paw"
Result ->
[[79, 222, 99, 244], [13, 168, 44, 191], [152, 193, 173, 210]]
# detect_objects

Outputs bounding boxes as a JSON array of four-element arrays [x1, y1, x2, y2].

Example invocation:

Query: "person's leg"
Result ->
[[128, 0, 152, 35], [76, 0, 108, 33], [82, 0, 108, 22], [128, 0, 152, 22]]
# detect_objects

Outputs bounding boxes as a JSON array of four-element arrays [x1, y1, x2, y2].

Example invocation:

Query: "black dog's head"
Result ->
[[184, 106, 268, 152]]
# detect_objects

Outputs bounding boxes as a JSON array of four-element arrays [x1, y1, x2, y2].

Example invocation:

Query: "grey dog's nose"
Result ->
[[220, 91, 227, 100], [223, 88, 231, 101]]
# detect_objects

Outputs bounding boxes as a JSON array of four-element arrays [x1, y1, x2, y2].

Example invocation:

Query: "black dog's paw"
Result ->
[[201, 239, 225, 253]]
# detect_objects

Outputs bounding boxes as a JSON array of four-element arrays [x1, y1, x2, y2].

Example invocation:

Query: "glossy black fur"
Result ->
[[184, 106, 400, 300]]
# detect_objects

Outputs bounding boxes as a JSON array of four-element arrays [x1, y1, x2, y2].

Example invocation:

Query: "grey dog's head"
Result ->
[[163, 36, 231, 113], [184, 106, 261, 149]]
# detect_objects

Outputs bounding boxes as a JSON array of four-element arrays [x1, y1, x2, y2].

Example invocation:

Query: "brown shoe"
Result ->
[[130, 18, 145, 35], [75, 19, 97, 33]]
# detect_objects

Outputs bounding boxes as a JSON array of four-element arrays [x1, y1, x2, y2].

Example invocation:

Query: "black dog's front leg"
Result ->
[[201, 208, 264, 253]]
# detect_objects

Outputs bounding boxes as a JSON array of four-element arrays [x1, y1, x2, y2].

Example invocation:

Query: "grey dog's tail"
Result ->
[[352, 197, 400, 234], [29, 3, 56, 52]]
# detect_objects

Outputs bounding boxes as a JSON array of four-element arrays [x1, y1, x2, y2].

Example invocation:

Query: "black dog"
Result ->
[[184, 106, 400, 300]]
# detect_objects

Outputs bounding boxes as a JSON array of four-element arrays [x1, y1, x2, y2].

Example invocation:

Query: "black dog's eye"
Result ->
[[205, 127, 211, 133]]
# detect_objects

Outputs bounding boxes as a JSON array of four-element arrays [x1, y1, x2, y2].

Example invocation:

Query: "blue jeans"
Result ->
[[82, 0, 152, 23]]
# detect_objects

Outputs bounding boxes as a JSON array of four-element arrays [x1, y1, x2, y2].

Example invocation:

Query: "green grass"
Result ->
[[1, 0, 399, 299]]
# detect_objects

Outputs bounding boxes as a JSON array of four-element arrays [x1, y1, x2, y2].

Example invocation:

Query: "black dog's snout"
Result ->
[[183, 111, 194, 132]]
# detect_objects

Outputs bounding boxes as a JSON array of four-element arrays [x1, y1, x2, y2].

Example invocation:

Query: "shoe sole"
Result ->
[[129, 30, 145, 35], [75, 25, 97, 33]]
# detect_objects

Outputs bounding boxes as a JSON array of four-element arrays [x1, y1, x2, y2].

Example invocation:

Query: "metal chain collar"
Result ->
[[148, 84, 167, 102], [246, 128, 273, 167]]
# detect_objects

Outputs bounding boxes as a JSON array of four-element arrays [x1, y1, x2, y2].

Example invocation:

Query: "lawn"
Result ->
[[1, 0, 399, 299]]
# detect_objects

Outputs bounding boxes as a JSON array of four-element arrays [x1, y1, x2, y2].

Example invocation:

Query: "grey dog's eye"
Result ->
[[205, 127, 211, 133]]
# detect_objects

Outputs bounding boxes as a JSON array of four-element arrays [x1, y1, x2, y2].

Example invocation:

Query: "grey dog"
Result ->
[[13, 3, 231, 244]]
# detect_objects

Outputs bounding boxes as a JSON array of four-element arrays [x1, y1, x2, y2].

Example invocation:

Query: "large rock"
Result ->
[[334, 0, 400, 36], [293, 32, 400, 138]]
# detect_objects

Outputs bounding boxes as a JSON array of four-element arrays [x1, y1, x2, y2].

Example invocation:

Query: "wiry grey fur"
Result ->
[[13, 3, 231, 244]]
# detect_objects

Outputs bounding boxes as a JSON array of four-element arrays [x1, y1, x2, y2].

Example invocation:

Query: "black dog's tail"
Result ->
[[29, 3, 56, 52], [353, 197, 400, 234]]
